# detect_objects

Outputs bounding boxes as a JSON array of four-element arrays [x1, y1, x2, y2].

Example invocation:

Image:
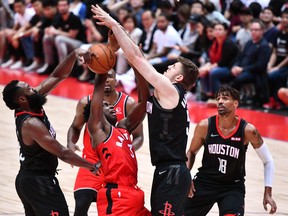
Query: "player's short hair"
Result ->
[[178, 56, 199, 90], [2, 80, 21, 110], [215, 86, 240, 102]]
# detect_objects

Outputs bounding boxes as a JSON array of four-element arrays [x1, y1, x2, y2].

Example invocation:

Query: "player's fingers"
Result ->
[[269, 201, 277, 214]]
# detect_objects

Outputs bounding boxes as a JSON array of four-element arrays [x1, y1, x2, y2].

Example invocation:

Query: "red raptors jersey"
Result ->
[[83, 92, 129, 162], [96, 126, 138, 186], [82, 92, 129, 161], [74, 92, 130, 191], [113, 92, 129, 122]]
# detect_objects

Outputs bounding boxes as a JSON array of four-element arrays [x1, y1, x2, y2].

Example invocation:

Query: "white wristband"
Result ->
[[254, 142, 274, 187]]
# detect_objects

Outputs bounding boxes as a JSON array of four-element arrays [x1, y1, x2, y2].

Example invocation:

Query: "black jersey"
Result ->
[[147, 83, 190, 166], [195, 115, 248, 184], [15, 109, 58, 175]]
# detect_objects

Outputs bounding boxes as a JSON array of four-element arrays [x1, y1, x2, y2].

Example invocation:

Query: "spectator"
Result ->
[[117, 9, 157, 94], [156, 0, 179, 30], [11, 0, 45, 72], [199, 22, 239, 104], [69, 0, 86, 22], [0, 0, 35, 69], [226, 0, 243, 37], [37, 0, 87, 75], [268, 0, 288, 19], [0, 0, 14, 31], [248, 1, 262, 18], [129, 0, 145, 28], [235, 7, 253, 51], [23, 0, 58, 72], [241, 0, 269, 9], [152, 14, 201, 74], [146, 12, 182, 65], [231, 19, 271, 106], [175, 3, 190, 31], [115, 14, 142, 75], [265, 9, 288, 109], [138, 9, 157, 54], [204, 1, 230, 26], [260, 7, 280, 47]]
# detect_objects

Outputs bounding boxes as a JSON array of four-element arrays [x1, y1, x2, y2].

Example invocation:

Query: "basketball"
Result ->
[[87, 43, 116, 74]]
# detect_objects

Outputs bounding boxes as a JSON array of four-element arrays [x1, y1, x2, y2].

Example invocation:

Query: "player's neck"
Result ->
[[218, 114, 238, 129]]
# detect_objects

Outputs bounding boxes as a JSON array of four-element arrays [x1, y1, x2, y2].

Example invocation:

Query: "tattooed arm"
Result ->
[[245, 123, 277, 214]]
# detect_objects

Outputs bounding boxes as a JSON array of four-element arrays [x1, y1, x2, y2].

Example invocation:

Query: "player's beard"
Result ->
[[26, 92, 47, 112]]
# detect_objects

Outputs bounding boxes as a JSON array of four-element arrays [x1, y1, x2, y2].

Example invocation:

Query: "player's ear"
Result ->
[[234, 99, 239, 108], [175, 74, 184, 82], [17, 95, 27, 105]]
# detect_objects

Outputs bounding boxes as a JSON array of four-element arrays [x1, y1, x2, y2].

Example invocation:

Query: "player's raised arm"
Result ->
[[120, 66, 150, 133], [35, 49, 84, 96], [88, 73, 109, 148], [91, 5, 179, 107]]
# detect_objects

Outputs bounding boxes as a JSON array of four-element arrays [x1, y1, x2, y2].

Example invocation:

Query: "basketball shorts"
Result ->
[[15, 172, 69, 216], [184, 179, 245, 216], [150, 162, 192, 216], [74, 166, 104, 192], [97, 183, 151, 216]]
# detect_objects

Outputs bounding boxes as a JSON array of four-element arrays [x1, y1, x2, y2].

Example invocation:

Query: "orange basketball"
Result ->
[[87, 43, 116, 74]]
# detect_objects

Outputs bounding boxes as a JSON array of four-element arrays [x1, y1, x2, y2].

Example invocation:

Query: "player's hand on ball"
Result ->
[[75, 48, 96, 65]]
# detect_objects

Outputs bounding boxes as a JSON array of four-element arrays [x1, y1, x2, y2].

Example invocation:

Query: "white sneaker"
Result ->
[[1, 59, 14, 68], [36, 63, 49, 74], [9, 60, 23, 70], [24, 62, 42, 72]]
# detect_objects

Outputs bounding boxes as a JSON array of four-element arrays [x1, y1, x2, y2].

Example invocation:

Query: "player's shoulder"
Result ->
[[22, 115, 44, 129], [198, 118, 209, 127], [244, 122, 257, 136]]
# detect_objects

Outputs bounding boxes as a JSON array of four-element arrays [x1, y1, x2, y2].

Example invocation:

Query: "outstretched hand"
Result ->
[[91, 4, 118, 29]]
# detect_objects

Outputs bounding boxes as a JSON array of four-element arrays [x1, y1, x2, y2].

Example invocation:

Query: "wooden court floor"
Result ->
[[0, 86, 287, 216]]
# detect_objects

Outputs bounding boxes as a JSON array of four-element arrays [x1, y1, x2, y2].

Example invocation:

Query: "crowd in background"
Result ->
[[0, 0, 287, 109]]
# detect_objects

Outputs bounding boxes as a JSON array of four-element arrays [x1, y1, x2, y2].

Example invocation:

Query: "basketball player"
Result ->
[[67, 68, 144, 216], [85, 60, 151, 215], [2, 50, 100, 216], [184, 86, 277, 216], [91, 5, 199, 215]]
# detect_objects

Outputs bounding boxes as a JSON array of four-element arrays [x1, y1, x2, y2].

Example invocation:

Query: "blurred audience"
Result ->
[[231, 19, 271, 106], [265, 9, 288, 109], [260, 6, 280, 47], [0, 0, 35, 69], [235, 7, 253, 51], [199, 22, 239, 102], [37, 0, 86, 75]]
